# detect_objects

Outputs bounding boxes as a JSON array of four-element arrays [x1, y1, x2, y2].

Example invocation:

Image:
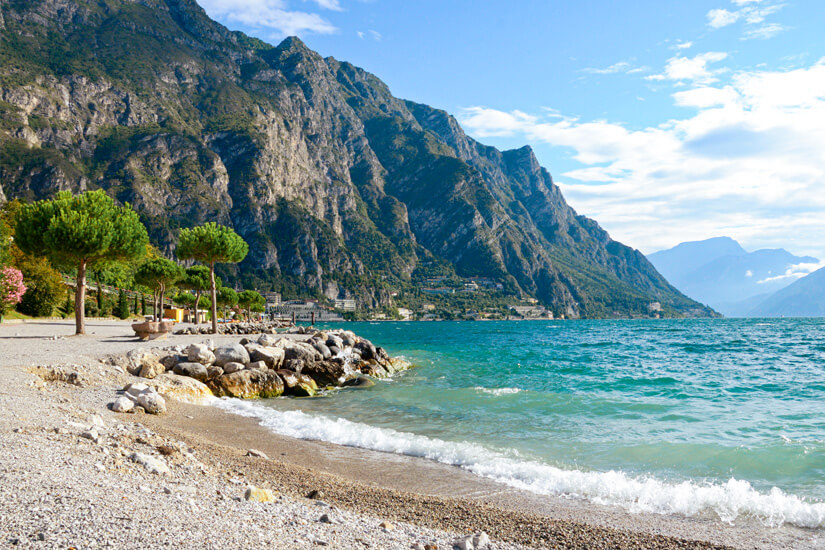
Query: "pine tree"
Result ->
[[15, 190, 149, 334]]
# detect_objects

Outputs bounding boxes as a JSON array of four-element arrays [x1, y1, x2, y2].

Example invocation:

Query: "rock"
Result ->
[[307, 489, 324, 500], [281, 341, 322, 363], [257, 334, 280, 347], [185, 343, 215, 365], [222, 361, 245, 374], [313, 342, 332, 360], [173, 362, 209, 382], [81, 428, 100, 443], [124, 382, 149, 397], [319, 513, 333, 524], [129, 452, 170, 474], [281, 359, 305, 373], [138, 358, 165, 379], [124, 350, 163, 376], [249, 346, 285, 369], [354, 341, 376, 361], [244, 486, 276, 503], [327, 345, 341, 356], [472, 532, 490, 549], [213, 344, 250, 367], [156, 445, 177, 456], [206, 366, 224, 379], [326, 335, 344, 349], [342, 375, 375, 389], [276, 369, 317, 397], [111, 396, 135, 413], [451, 532, 490, 550], [360, 362, 390, 378], [145, 373, 212, 404], [247, 360, 268, 370], [300, 360, 355, 387], [208, 370, 284, 399], [246, 449, 269, 459], [137, 391, 167, 415], [379, 521, 394, 531], [159, 355, 180, 371]]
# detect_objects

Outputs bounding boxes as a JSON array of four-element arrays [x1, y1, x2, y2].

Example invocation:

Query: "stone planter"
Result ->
[[131, 320, 175, 341]]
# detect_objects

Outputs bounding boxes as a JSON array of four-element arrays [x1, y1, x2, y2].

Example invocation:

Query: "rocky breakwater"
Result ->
[[173, 320, 299, 336], [113, 330, 411, 408]]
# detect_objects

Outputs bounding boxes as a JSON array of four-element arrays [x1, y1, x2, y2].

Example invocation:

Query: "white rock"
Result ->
[[111, 396, 135, 413], [87, 414, 105, 429], [130, 452, 170, 474], [472, 532, 490, 549], [246, 449, 269, 459], [137, 391, 167, 414], [124, 383, 149, 397], [186, 343, 215, 365]]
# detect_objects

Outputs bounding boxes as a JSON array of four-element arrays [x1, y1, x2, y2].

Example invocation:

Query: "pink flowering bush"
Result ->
[[0, 266, 26, 319]]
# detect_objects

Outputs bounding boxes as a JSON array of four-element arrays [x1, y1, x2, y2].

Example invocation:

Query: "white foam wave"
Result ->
[[474, 386, 522, 396], [209, 397, 825, 529]]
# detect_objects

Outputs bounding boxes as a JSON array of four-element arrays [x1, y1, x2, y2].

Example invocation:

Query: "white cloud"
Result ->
[[458, 59, 825, 257], [306, 0, 343, 11], [707, 8, 740, 28], [706, 1, 787, 39], [582, 61, 635, 75], [758, 261, 825, 284], [197, 0, 337, 37], [674, 41, 693, 50], [647, 52, 729, 84], [743, 23, 787, 40]]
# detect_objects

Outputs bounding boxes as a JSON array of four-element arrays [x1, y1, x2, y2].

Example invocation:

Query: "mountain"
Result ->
[[647, 237, 817, 316], [0, 0, 711, 318], [647, 237, 746, 285], [749, 267, 825, 317]]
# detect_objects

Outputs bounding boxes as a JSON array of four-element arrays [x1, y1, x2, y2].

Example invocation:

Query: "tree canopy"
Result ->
[[177, 223, 248, 333], [14, 190, 148, 334], [134, 258, 183, 321]]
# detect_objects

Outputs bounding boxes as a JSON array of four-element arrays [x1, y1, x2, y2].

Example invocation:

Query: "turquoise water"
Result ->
[[215, 319, 825, 527]]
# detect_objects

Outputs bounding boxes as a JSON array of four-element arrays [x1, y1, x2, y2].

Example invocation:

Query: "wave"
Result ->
[[209, 397, 825, 529], [473, 386, 522, 396]]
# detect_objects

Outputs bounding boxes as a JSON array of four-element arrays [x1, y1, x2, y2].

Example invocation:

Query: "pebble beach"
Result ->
[[0, 320, 818, 549]]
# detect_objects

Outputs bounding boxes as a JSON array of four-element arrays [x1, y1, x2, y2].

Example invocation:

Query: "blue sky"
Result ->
[[198, 0, 825, 275]]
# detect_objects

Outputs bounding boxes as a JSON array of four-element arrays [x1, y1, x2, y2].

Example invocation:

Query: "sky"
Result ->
[[196, 0, 825, 272]]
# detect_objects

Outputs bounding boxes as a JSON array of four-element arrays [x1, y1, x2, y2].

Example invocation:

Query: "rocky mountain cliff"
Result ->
[[0, 0, 712, 317]]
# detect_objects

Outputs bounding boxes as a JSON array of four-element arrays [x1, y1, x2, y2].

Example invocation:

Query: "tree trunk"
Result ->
[[210, 263, 218, 335], [195, 291, 202, 324], [75, 260, 87, 335], [158, 285, 165, 322]]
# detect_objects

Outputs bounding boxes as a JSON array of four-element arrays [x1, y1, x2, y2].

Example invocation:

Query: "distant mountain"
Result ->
[[647, 238, 818, 316], [0, 0, 711, 318], [749, 267, 825, 317], [648, 237, 746, 285]]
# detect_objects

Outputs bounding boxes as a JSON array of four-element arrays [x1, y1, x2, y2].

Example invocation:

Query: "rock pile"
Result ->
[[173, 320, 300, 336], [116, 330, 411, 401]]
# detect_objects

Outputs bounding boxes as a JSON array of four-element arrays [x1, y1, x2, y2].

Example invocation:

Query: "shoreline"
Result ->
[[0, 320, 820, 549]]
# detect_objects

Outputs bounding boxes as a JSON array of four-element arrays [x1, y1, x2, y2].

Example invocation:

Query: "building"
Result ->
[[397, 307, 413, 320], [334, 298, 357, 311], [422, 287, 454, 295], [271, 300, 344, 322]]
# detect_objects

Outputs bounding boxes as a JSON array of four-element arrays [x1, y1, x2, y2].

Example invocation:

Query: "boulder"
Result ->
[[186, 343, 215, 366], [138, 359, 165, 379], [208, 370, 284, 399], [111, 395, 135, 413], [257, 334, 280, 347], [312, 342, 332, 360], [249, 346, 285, 369], [342, 375, 375, 389], [124, 350, 163, 376], [173, 362, 209, 382], [136, 391, 167, 414], [360, 361, 389, 378], [281, 359, 305, 373], [145, 373, 212, 404], [276, 369, 317, 397], [223, 361, 245, 374], [214, 344, 250, 367], [247, 360, 268, 370], [327, 345, 341, 357], [281, 341, 322, 363], [124, 382, 149, 397], [206, 366, 224, 379], [353, 341, 376, 361], [301, 360, 356, 387], [159, 355, 181, 371], [326, 335, 344, 349]]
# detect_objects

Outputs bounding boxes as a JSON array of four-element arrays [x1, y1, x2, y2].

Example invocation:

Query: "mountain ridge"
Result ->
[[0, 0, 712, 317]]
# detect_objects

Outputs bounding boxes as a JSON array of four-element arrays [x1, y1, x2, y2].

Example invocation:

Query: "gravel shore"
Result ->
[[0, 320, 820, 549]]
